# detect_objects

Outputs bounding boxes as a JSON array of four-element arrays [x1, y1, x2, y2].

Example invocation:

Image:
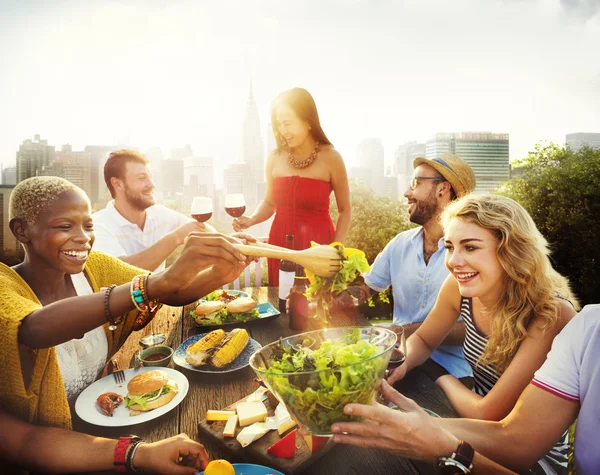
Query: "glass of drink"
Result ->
[[379, 324, 406, 369], [190, 197, 213, 223], [224, 193, 246, 218]]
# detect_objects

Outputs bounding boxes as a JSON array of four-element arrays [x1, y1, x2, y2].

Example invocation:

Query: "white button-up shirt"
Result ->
[[364, 227, 472, 378], [92, 201, 191, 272]]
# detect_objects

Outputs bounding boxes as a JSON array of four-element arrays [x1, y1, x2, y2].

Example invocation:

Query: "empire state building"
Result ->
[[241, 82, 265, 186]]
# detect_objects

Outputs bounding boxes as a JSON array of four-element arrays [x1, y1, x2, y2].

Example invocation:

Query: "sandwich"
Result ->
[[226, 297, 259, 322], [124, 370, 178, 411], [193, 300, 227, 325]]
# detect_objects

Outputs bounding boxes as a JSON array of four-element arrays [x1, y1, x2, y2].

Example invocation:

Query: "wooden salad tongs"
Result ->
[[233, 241, 342, 278]]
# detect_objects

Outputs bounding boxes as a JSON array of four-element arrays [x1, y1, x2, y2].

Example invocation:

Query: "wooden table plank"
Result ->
[[82, 288, 457, 475], [72, 304, 183, 442]]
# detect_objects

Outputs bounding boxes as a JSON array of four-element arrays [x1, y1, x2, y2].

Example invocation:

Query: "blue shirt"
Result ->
[[364, 227, 472, 378]]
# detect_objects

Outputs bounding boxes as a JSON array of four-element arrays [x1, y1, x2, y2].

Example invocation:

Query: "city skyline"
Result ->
[[1, 0, 599, 177]]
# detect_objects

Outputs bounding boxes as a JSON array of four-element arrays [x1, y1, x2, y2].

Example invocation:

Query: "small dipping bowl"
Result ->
[[139, 345, 173, 367]]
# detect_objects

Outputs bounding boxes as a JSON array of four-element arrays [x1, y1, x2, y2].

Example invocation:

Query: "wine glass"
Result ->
[[224, 193, 246, 218], [387, 324, 407, 369], [190, 197, 213, 223]]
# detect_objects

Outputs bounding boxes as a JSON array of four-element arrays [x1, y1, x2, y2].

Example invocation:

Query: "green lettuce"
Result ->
[[263, 330, 386, 434], [124, 383, 175, 410], [305, 243, 371, 321]]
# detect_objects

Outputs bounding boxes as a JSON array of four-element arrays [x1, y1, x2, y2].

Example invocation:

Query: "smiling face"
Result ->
[[404, 164, 444, 225], [118, 161, 156, 210], [444, 217, 506, 301], [275, 103, 312, 149], [26, 190, 95, 274]]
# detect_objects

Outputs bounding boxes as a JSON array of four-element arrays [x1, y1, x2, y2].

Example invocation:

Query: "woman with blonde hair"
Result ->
[[385, 194, 578, 474]]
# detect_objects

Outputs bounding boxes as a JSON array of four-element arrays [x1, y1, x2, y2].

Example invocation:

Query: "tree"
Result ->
[[330, 179, 413, 264], [498, 143, 600, 305]]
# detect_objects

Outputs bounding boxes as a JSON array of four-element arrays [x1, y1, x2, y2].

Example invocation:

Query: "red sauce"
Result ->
[[143, 353, 169, 362]]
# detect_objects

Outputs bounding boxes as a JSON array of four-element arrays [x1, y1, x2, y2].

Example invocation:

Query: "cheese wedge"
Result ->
[[206, 410, 236, 421], [223, 415, 238, 438], [236, 422, 270, 447], [303, 435, 329, 453], [246, 386, 268, 402], [236, 401, 268, 427], [275, 403, 297, 435]]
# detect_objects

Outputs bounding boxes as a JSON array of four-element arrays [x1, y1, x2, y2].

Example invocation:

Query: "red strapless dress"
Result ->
[[268, 176, 335, 286]]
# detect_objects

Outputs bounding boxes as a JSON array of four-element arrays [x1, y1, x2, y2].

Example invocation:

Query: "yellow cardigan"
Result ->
[[0, 251, 153, 430]]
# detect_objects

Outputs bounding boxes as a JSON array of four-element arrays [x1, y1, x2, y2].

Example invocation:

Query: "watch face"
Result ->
[[438, 458, 470, 474]]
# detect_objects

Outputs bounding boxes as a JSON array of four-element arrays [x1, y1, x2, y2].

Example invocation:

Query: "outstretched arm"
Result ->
[[332, 381, 516, 474], [233, 151, 277, 231], [388, 274, 462, 384], [438, 384, 578, 472], [18, 233, 250, 349], [0, 409, 208, 474], [330, 151, 351, 243]]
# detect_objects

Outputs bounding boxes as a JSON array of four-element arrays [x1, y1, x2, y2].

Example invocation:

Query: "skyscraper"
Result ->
[[1, 165, 17, 185], [85, 145, 119, 207], [395, 141, 426, 193], [0, 185, 19, 252], [427, 131, 510, 194], [16, 134, 55, 183], [566, 133, 600, 152], [241, 82, 265, 185]]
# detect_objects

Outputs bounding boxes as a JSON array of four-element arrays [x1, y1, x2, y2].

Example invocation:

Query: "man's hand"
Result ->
[[173, 221, 210, 246], [331, 380, 458, 464], [133, 434, 209, 475]]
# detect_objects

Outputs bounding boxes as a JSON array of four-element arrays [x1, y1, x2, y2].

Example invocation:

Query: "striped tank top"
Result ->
[[461, 297, 569, 475]]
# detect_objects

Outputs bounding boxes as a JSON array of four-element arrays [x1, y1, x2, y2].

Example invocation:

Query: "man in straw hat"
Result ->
[[363, 153, 476, 381]]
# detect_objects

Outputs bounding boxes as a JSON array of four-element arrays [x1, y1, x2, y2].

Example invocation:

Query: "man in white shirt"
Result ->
[[93, 150, 214, 272]]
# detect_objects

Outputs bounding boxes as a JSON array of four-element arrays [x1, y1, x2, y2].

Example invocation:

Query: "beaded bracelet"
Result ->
[[104, 284, 124, 330], [126, 438, 144, 473], [130, 275, 148, 312], [140, 274, 159, 313]]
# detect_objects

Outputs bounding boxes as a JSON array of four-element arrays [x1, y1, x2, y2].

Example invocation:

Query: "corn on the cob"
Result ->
[[210, 328, 249, 368], [185, 329, 226, 366]]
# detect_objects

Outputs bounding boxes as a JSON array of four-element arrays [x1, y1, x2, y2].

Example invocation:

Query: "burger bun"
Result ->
[[226, 297, 257, 313], [194, 300, 226, 316], [127, 370, 169, 396]]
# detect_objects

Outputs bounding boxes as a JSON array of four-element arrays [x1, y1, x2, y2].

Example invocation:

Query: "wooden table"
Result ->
[[77, 288, 457, 474]]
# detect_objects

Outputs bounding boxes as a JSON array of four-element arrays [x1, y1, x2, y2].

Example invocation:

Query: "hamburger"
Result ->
[[193, 300, 227, 325], [226, 297, 259, 322], [124, 370, 178, 411]]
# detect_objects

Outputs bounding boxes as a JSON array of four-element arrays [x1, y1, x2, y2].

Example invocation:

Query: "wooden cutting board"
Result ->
[[198, 392, 334, 474]]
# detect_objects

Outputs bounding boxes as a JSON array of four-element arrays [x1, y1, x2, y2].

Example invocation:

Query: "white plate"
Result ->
[[75, 367, 189, 427]]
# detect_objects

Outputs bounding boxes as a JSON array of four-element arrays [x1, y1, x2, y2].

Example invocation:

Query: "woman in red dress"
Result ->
[[233, 88, 351, 285]]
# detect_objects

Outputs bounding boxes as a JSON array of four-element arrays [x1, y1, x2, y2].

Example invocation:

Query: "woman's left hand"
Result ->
[[331, 380, 459, 464]]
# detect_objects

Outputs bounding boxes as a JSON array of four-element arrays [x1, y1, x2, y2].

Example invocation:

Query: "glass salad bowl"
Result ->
[[249, 326, 396, 436]]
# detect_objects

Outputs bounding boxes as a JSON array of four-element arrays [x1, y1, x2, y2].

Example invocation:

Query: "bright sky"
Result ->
[[1, 0, 599, 176]]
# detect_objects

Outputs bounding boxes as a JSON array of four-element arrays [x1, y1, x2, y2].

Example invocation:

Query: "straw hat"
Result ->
[[413, 153, 476, 198]]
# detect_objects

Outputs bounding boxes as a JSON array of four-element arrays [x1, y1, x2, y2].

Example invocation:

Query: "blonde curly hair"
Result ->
[[10, 176, 85, 225], [441, 194, 579, 374]]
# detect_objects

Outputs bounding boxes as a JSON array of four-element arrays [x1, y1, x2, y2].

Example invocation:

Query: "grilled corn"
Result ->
[[210, 328, 249, 368], [185, 329, 226, 366]]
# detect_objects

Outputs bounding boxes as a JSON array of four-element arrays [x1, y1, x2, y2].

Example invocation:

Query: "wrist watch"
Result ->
[[438, 440, 474, 474]]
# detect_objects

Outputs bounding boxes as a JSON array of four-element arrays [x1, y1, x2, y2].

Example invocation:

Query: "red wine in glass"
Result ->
[[225, 206, 246, 218], [388, 347, 406, 368], [192, 212, 213, 222]]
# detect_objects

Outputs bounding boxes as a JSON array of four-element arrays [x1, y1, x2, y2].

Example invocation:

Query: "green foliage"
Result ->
[[498, 143, 600, 305], [330, 179, 413, 264]]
